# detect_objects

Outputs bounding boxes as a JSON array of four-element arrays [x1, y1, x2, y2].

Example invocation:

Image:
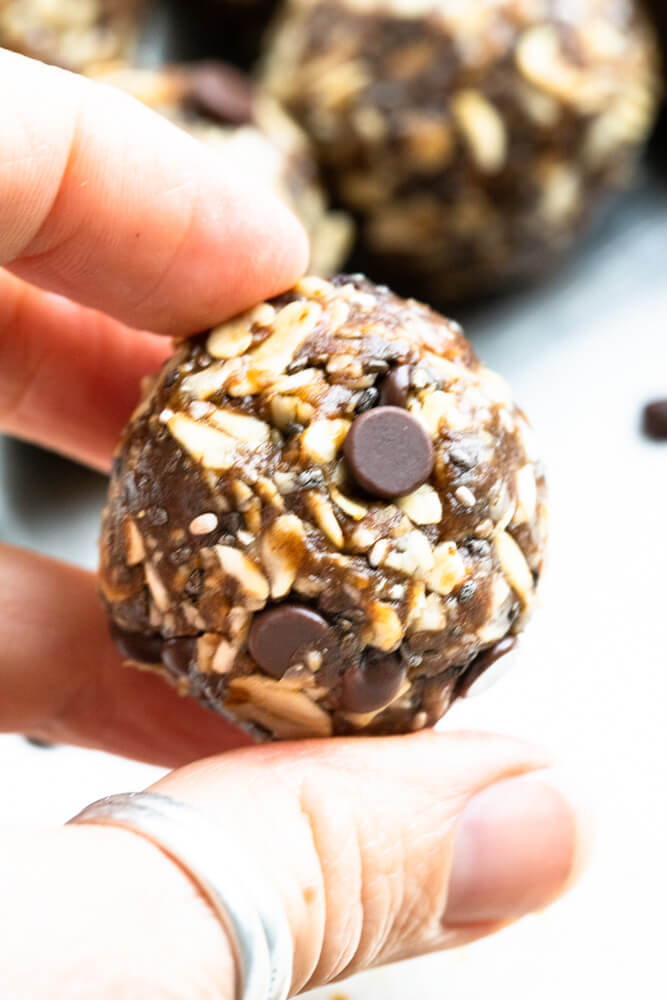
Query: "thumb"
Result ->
[[154, 731, 584, 993]]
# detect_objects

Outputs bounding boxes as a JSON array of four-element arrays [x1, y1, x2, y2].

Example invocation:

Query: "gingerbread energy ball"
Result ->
[[100, 275, 547, 739], [90, 62, 352, 278], [264, 0, 659, 302], [0, 0, 144, 71]]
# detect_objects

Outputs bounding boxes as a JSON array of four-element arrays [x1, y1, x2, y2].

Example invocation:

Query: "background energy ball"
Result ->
[[90, 60, 353, 278], [100, 274, 547, 740], [263, 0, 660, 303]]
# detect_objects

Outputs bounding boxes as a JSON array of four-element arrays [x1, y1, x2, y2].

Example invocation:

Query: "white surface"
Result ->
[[1, 175, 667, 997]]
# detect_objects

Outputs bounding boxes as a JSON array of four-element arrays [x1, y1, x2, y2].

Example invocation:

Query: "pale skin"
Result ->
[[0, 50, 584, 999]]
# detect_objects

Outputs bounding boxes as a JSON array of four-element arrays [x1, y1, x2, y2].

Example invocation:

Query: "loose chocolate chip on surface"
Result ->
[[344, 406, 434, 499], [340, 653, 407, 714], [455, 636, 517, 698], [248, 605, 330, 679], [162, 637, 198, 676], [110, 623, 163, 664], [642, 399, 667, 440], [380, 364, 412, 408]]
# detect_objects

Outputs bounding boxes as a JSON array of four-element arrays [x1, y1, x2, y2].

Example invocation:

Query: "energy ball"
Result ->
[[90, 62, 352, 278], [0, 0, 144, 71], [100, 274, 547, 740], [263, 0, 659, 302]]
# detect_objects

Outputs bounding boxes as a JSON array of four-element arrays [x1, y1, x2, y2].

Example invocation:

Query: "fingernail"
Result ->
[[443, 772, 582, 925]]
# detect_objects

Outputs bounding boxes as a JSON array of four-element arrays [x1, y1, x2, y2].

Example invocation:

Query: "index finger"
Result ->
[[0, 50, 308, 335]]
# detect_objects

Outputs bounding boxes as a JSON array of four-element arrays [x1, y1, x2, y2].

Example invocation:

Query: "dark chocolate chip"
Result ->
[[248, 605, 330, 679], [162, 637, 198, 677], [340, 653, 407, 714], [642, 399, 667, 440], [110, 623, 163, 664], [184, 62, 255, 126], [455, 636, 517, 698], [344, 406, 434, 499], [380, 364, 412, 408]]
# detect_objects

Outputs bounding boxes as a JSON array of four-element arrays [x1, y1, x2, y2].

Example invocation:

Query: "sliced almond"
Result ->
[[260, 514, 305, 598], [124, 518, 145, 566], [207, 324, 252, 360], [228, 674, 332, 737], [216, 545, 269, 609], [144, 562, 170, 612], [208, 408, 270, 444], [301, 418, 350, 464], [494, 532, 534, 607], [398, 484, 442, 525], [512, 465, 538, 525], [255, 477, 285, 511], [270, 394, 315, 430], [306, 492, 344, 548], [330, 485, 368, 521], [180, 361, 230, 400], [206, 303, 275, 359], [167, 413, 235, 470], [246, 300, 322, 379]]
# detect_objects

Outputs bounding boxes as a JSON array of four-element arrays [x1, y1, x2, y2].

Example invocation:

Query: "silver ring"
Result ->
[[68, 792, 292, 1000]]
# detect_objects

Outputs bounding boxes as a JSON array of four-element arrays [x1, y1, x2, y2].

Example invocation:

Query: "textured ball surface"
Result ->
[[264, 0, 659, 302], [100, 274, 547, 739]]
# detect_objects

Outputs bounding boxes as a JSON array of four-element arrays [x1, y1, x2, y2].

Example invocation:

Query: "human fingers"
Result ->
[[0, 50, 308, 336], [0, 543, 251, 765], [156, 731, 584, 992], [0, 269, 169, 470]]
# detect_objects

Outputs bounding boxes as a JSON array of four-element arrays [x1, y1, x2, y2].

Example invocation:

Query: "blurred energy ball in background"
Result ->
[[263, 0, 660, 305], [0, 0, 147, 70]]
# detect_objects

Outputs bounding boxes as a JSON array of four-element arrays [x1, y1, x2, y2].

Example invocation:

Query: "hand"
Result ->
[[0, 51, 584, 999]]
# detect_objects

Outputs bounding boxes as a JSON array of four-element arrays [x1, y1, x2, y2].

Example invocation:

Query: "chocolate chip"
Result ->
[[344, 406, 434, 499], [340, 653, 407, 714], [248, 605, 330, 679], [184, 62, 255, 126], [455, 636, 517, 698], [380, 365, 412, 408], [162, 637, 198, 677], [642, 399, 667, 440], [110, 623, 163, 664]]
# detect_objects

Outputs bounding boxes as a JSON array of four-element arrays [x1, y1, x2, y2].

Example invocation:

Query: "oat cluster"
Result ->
[[100, 275, 547, 739]]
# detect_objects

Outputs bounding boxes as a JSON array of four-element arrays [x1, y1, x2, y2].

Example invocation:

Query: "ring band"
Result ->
[[68, 792, 293, 1000]]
